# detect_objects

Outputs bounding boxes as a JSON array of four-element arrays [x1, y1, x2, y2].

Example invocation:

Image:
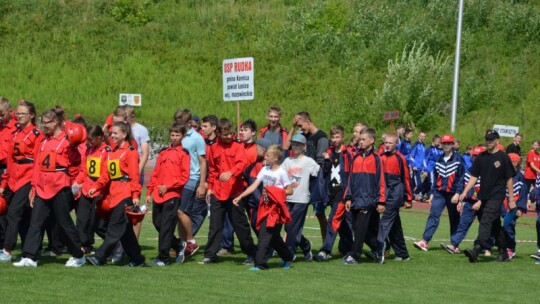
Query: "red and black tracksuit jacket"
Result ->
[[381, 150, 412, 206], [344, 148, 385, 209]]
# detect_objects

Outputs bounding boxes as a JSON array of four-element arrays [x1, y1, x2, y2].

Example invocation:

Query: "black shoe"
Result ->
[[86, 256, 105, 266], [464, 245, 481, 263], [126, 260, 145, 267], [496, 251, 510, 262]]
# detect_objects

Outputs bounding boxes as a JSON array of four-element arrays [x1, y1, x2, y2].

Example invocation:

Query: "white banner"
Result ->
[[119, 93, 142, 107], [492, 124, 519, 138], [223, 57, 254, 101]]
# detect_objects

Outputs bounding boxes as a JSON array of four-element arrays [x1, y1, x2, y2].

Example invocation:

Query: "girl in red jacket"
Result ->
[[86, 121, 145, 267], [0, 101, 40, 262], [233, 145, 294, 270], [14, 109, 84, 267], [72, 125, 110, 254], [146, 123, 190, 266]]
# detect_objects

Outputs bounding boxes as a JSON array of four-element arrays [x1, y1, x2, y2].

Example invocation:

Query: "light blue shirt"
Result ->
[[182, 128, 206, 182]]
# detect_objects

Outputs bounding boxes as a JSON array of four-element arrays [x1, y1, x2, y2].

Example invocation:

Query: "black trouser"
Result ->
[[2, 183, 32, 250], [475, 199, 507, 250], [75, 195, 96, 250], [94, 198, 144, 264], [348, 207, 380, 260], [153, 198, 181, 263], [255, 219, 294, 269], [204, 195, 256, 260], [22, 188, 83, 261], [44, 208, 65, 253]]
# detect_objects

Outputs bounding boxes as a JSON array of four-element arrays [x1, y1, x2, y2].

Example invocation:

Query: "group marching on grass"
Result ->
[[0, 97, 539, 269]]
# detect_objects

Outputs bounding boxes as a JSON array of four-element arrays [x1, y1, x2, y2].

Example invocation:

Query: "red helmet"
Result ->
[[0, 196, 7, 216], [125, 205, 147, 225], [66, 123, 87, 145]]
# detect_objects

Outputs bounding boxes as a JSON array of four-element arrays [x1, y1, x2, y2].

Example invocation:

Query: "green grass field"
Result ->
[[1, 204, 538, 303]]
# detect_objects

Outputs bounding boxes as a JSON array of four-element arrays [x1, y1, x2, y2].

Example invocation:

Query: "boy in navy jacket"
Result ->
[[343, 128, 385, 264]]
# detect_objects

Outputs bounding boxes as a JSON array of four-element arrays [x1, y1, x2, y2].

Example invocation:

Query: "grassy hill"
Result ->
[[0, 0, 539, 146]]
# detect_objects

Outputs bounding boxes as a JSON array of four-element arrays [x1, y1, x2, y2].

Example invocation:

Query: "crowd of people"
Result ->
[[0, 98, 538, 269]]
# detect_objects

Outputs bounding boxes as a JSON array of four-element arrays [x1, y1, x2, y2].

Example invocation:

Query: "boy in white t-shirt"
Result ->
[[281, 134, 320, 261], [234, 145, 294, 270]]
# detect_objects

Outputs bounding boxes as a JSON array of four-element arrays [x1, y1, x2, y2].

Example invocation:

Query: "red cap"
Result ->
[[441, 134, 454, 144], [508, 153, 521, 163], [472, 146, 485, 156]]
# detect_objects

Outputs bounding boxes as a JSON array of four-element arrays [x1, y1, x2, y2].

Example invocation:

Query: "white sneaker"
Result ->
[[65, 257, 86, 268], [13, 257, 37, 267], [111, 243, 124, 264], [0, 251, 12, 262]]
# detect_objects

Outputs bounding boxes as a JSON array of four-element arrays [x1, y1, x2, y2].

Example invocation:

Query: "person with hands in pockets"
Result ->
[[85, 121, 145, 267], [14, 109, 84, 268]]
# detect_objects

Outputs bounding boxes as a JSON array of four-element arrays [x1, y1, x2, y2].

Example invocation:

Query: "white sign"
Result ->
[[493, 124, 519, 138], [222, 57, 254, 101], [119, 93, 142, 107]]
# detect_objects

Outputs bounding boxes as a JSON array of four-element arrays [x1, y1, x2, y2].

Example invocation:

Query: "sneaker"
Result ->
[[13, 257, 37, 267], [185, 242, 200, 257], [496, 251, 510, 262], [413, 240, 429, 251], [440, 243, 460, 254], [217, 248, 233, 256], [86, 256, 105, 266], [176, 240, 186, 264], [536, 260, 540, 265], [283, 261, 292, 269], [484, 249, 492, 257], [303, 240, 313, 262], [0, 251, 12, 262], [248, 266, 261, 271], [198, 257, 216, 265], [376, 242, 386, 264], [464, 245, 481, 263], [111, 243, 124, 264], [42, 251, 58, 257], [242, 256, 255, 265], [315, 251, 332, 262], [152, 259, 168, 267], [126, 260, 145, 267], [342, 255, 358, 265], [507, 248, 516, 260], [65, 257, 86, 268], [394, 256, 411, 261], [530, 252, 540, 260]]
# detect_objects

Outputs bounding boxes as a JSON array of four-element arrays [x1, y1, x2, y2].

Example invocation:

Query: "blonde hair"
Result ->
[[266, 145, 283, 163], [0, 97, 11, 112]]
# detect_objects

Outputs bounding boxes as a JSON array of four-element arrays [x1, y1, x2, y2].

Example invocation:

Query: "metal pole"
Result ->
[[451, 0, 464, 133]]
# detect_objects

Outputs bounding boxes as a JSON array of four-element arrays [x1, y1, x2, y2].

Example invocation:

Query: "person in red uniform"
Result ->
[[13, 108, 85, 267], [72, 125, 109, 254], [86, 121, 145, 267], [524, 140, 540, 192], [0, 100, 40, 261], [146, 123, 190, 266], [199, 118, 256, 264], [0, 97, 16, 250]]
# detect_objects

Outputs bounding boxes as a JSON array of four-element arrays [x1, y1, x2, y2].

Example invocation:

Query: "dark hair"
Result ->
[[241, 119, 257, 132], [173, 109, 192, 124], [404, 128, 413, 135], [53, 105, 65, 124], [113, 106, 128, 121], [169, 123, 189, 135], [86, 124, 109, 145], [360, 127, 376, 140], [296, 111, 311, 122], [432, 134, 441, 141], [18, 100, 37, 125], [73, 114, 87, 128], [330, 125, 345, 136], [217, 118, 233, 133], [202, 115, 218, 127], [112, 121, 134, 146]]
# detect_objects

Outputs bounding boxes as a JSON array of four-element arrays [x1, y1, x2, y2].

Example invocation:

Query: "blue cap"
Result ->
[[291, 134, 307, 144]]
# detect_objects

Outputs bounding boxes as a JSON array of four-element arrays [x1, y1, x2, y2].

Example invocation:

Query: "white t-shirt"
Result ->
[[131, 122, 150, 157], [281, 155, 320, 203], [256, 166, 291, 189]]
